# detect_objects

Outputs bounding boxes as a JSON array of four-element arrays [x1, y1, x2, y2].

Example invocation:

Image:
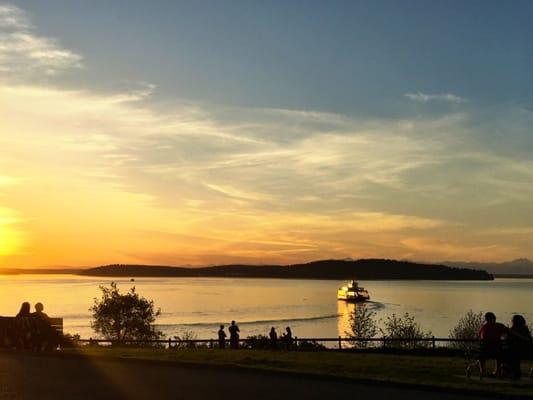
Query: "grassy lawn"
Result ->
[[66, 347, 533, 398]]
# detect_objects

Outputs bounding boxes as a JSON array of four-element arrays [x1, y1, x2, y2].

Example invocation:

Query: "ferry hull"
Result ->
[[337, 292, 370, 302], [337, 280, 370, 302]]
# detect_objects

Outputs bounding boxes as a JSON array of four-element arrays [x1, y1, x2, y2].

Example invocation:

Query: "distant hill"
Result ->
[[80, 259, 493, 280], [441, 259, 533, 276]]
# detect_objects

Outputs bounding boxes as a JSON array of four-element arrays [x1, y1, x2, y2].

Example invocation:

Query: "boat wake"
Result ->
[[363, 301, 386, 310], [159, 314, 342, 328]]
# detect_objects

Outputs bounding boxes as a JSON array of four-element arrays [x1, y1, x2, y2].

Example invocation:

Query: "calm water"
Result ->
[[1, 275, 532, 339]]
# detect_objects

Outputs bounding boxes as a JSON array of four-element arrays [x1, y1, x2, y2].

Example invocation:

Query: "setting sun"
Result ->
[[0, 207, 25, 257]]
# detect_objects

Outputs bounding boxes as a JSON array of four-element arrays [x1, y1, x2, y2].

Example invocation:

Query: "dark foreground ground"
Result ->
[[0, 352, 486, 400]]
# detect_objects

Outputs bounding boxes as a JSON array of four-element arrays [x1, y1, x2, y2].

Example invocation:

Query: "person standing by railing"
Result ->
[[229, 320, 240, 349], [269, 327, 278, 350], [218, 325, 227, 349], [283, 327, 293, 351]]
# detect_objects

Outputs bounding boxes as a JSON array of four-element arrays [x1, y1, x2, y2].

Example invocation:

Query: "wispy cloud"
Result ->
[[0, 3, 28, 28], [405, 92, 467, 103], [0, 3, 82, 76], [3, 78, 533, 264], [1, 2, 532, 265]]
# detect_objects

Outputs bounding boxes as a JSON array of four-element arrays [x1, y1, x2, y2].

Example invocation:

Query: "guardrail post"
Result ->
[[210, 339, 213, 349], [382, 336, 386, 349], [432, 336, 435, 350], [294, 336, 298, 350], [338, 336, 342, 350], [168, 337, 172, 350]]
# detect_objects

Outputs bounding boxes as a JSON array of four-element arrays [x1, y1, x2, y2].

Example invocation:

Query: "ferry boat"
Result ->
[[337, 280, 370, 302]]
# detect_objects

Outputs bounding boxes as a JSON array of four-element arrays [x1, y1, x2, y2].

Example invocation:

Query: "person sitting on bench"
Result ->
[[478, 312, 508, 376], [31, 302, 53, 351], [506, 314, 532, 380]]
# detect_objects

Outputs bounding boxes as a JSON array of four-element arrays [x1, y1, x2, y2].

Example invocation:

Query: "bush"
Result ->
[[243, 334, 270, 350], [90, 282, 163, 343], [345, 305, 378, 348], [380, 312, 432, 348], [449, 310, 483, 351], [61, 333, 81, 348], [173, 330, 201, 349], [297, 340, 326, 351]]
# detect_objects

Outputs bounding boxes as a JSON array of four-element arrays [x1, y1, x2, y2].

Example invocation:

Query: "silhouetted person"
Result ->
[[32, 302, 49, 320], [228, 320, 240, 349], [283, 327, 293, 351], [15, 302, 33, 350], [478, 312, 508, 376], [16, 302, 31, 318], [506, 315, 532, 380], [31, 302, 52, 351], [269, 327, 278, 350], [218, 324, 227, 349]]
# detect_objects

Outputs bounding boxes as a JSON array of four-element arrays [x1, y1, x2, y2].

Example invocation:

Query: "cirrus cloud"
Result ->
[[405, 92, 467, 103], [0, 3, 82, 76]]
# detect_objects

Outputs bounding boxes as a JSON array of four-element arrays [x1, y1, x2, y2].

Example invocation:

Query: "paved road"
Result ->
[[0, 352, 484, 400]]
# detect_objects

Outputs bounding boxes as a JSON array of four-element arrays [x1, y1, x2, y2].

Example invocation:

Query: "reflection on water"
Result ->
[[337, 300, 354, 337], [1, 275, 532, 339], [337, 301, 386, 338]]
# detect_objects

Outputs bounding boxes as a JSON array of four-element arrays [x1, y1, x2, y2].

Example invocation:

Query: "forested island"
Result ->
[[80, 259, 493, 280]]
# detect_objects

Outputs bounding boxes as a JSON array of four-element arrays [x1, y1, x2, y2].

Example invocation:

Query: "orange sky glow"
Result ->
[[1, 4, 533, 268]]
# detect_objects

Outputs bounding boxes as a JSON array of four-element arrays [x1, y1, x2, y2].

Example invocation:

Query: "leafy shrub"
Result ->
[[448, 310, 484, 351], [90, 282, 163, 343], [243, 334, 270, 349], [297, 340, 326, 351], [380, 312, 432, 348], [61, 333, 81, 348], [345, 305, 378, 348], [173, 330, 201, 349]]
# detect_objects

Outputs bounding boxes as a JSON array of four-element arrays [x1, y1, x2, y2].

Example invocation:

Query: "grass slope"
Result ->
[[69, 348, 533, 398]]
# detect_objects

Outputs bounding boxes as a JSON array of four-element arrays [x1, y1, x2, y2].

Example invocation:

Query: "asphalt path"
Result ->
[[0, 352, 487, 400]]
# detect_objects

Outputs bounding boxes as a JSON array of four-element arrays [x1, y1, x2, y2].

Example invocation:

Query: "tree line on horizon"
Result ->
[[81, 258, 493, 280]]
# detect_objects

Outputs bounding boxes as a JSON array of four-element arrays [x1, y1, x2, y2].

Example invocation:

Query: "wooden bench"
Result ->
[[0, 316, 63, 349], [49, 317, 63, 336]]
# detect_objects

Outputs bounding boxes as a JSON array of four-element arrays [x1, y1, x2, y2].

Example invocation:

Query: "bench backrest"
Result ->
[[49, 318, 64, 335], [0, 316, 64, 344]]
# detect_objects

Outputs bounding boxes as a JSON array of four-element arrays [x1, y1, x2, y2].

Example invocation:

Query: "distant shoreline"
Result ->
[[76, 259, 493, 281], [1, 259, 494, 280], [2, 271, 530, 280]]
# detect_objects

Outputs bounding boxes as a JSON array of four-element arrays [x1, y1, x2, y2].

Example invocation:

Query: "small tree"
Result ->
[[380, 312, 432, 348], [449, 310, 484, 351], [345, 305, 378, 348], [90, 282, 162, 342]]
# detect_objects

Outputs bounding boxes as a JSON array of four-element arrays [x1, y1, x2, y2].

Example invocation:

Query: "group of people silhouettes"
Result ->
[[270, 326, 293, 350], [217, 320, 240, 349], [11, 301, 56, 351], [217, 321, 294, 350], [478, 312, 532, 379]]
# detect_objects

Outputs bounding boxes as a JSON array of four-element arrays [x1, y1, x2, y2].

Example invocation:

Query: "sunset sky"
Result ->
[[1, 1, 533, 268]]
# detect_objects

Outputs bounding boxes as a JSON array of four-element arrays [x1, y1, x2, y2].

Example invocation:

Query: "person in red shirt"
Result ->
[[478, 312, 509, 376]]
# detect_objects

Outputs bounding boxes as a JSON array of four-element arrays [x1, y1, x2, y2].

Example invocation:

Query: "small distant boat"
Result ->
[[337, 279, 370, 302]]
